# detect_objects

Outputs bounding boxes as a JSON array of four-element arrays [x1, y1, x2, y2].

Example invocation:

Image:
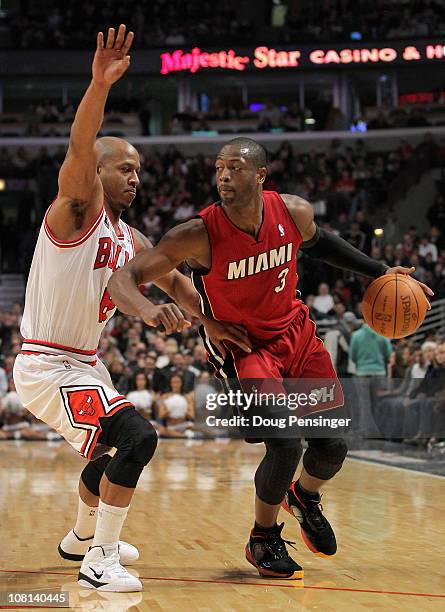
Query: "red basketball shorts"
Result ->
[[201, 306, 344, 416]]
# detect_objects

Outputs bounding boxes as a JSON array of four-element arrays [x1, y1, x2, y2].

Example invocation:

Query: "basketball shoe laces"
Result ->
[[303, 495, 328, 531], [262, 531, 298, 560], [91, 548, 128, 577]]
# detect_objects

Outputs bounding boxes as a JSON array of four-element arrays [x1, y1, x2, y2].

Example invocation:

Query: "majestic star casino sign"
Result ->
[[159, 42, 445, 75]]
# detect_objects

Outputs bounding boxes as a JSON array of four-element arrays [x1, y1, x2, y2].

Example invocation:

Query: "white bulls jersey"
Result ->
[[20, 205, 136, 363]]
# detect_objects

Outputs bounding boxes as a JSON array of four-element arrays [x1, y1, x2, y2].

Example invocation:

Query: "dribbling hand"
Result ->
[[385, 266, 434, 309], [93, 24, 134, 87]]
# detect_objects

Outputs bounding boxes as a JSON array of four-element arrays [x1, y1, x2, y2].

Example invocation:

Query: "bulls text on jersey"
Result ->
[[94, 237, 131, 271]]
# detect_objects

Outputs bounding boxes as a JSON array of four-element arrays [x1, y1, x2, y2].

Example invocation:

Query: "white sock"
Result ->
[[92, 501, 129, 547], [73, 497, 97, 539]]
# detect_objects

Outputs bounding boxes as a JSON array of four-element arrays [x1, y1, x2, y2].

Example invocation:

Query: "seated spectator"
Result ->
[[0, 378, 28, 438], [323, 305, 356, 376], [109, 359, 129, 396], [127, 372, 157, 420], [411, 342, 434, 378], [257, 100, 282, 131], [142, 206, 162, 240], [418, 233, 438, 262], [0, 363, 7, 397], [0, 379, 59, 440], [403, 343, 445, 443], [383, 243, 395, 268], [343, 221, 366, 252], [158, 375, 195, 437], [172, 200, 195, 223], [313, 283, 334, 315], [334, 170, 356, 195], [377, 342, 442, 439]]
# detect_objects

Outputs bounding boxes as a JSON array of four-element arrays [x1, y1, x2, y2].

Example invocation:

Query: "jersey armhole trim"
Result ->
[[127, 224, 136, 257], [276, 192, 304, 243], [186, 214, 212, 276], [44, 204, 105, 249]]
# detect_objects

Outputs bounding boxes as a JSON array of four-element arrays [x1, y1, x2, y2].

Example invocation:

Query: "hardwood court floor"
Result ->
[[0, 439, 444, 611]]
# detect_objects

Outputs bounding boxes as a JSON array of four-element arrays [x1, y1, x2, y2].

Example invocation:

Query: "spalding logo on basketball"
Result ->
[[362, 273, 428, 339]]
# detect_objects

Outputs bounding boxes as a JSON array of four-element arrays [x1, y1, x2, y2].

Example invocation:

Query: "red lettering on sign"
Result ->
[[403, 46, 421, 61], [160, 47, 249, 74], [426, 44, 445, 59]]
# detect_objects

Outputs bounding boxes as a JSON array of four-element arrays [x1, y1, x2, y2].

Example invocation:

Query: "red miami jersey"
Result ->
[[191, 191, 304, 340]]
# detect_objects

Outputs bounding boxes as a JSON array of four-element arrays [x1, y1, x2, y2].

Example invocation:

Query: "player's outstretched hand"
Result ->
[[93, 24, 134, 86], [385, 266, 434, 309], [203, 318, 252, 357], [141, 303, 191, 334]]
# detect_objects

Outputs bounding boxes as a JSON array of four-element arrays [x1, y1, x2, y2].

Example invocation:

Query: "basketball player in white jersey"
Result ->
[[13, 25, 251, 593]]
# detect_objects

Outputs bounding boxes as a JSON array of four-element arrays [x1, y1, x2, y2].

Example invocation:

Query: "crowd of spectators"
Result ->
[[278, 0, 445, 43], [169, 100, 316, 135], [0, 95, 149, 138], [1, 97, 332, 138], [0, 301, 216, 440], [1, 303, 444, 449], [1, 133, 444, 448], [367, 107, 437, 131], [2, 0, 251, 49], [2, 1, 445, 49], [1, 96, 441, 140], [2, 134, 442, 273], [373, 341, 445, 447]]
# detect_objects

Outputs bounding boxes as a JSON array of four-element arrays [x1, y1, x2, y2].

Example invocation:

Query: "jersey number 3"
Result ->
[[274, 267, 289, 293], [99, 288, 116, 322]]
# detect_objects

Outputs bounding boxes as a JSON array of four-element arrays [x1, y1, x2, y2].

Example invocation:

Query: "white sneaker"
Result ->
[[78, 545, 142, 592], [58, 530, 139, 565]]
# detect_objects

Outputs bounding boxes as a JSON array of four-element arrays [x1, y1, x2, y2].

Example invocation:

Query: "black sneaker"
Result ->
[[245, 523, 304, 579], [282, 481, 337, 557]]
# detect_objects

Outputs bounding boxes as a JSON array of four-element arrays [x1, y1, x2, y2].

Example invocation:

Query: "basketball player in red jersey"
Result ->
[[14, 28, 250, 592], [108, 137, 433, 579]]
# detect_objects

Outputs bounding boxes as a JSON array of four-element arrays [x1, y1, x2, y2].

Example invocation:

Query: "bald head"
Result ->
[[95, 136, 138, 163], [219, 137, 267, 168], [95, 136, 140, 213]]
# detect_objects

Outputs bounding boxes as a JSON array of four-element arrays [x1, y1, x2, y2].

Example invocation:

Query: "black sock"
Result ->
[[295, 479, 320, 501], [253, 521, 279, 535]]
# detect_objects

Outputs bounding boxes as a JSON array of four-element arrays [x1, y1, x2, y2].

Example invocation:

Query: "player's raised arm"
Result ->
[[47, 25, 134, 238]]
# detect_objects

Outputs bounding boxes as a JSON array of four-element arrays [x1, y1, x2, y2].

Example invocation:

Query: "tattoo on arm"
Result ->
[[71, 200, 87, 230]]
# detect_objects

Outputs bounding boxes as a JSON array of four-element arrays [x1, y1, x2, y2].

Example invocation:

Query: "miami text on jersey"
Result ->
[[227, 242, 293, 280]]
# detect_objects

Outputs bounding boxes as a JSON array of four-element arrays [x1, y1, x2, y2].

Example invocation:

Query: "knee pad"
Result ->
[[81, 453, 112, 496], [254, 438, 303, 505], [303, 438, 348, 481], [105, 412, 158, 488]]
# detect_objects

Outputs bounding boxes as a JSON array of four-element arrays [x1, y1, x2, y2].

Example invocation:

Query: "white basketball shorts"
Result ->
[[13, 353, 133, 459]]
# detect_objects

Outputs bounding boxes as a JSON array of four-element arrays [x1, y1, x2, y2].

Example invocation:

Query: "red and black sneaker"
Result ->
[[282, 481, 337, 557], [245, 523, 304, 580]]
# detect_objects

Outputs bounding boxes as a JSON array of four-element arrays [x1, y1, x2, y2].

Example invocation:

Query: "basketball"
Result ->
[[362, 273, 428, 339]]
